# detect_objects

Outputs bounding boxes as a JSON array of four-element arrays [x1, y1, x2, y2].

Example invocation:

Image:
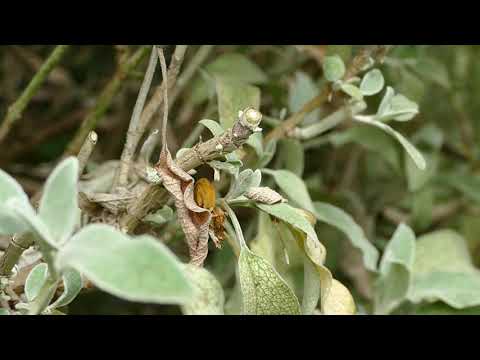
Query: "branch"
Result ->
[[114, 46, 158, 188], [62, 46, 150, 157], [264, 45, 395, 144], [114, 45, 188, 188], [77, 131, 98, 176], [119, 108, 263, 233], [0, 45, 71, 144], [169, 45, 214, 109]]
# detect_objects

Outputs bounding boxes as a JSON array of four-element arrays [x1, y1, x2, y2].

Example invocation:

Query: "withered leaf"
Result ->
[[245, 186, 285, 205], [156, 149, 212, 266]]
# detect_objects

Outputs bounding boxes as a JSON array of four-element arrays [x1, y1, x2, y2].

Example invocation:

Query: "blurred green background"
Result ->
[[1, 45, 480, 314]]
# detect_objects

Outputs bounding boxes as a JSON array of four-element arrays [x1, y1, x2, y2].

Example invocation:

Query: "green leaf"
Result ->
[[313, 202, 379, 272], [228, 169, 255, 199], [439, 174, 480, 205], [329, 126, 402, 172], [25, 263, 49, 302], [376, 87, 419, 122], [0, 168, 29, 205], [56, 224, 193, 305], [262, 169, 315, 213], [199, 119, 225, 137], [238, 246, 301, 315], [406, 152, 438, 191], [353, 116, 426, 170], [377, 86, 395, 118], [216, 77, 261, 130], [181, 264, 224, 315], [414, 302, 480, 315], [257, 139, 277, 168], [191, 53, 267, 105], [257, 203, 318, 243], [408, 230, 480, 308], [388, 94, 419, 122], [411, 188, 434, 231], [206, 53, 267, 84], [340, 83, 363, 101], [0, 309, 10, 315], [209, 160, 241, 179], [245, 132, 263, 158], [374, 224, 415, 314], [360, 69, 385, 96], [0, 206, 29, 236], [7, 198, 55, 248], [413, 58, 450, 89], [0, 168, 31, 235], [287, 223, 332, 314], [302, 255, 321, 314], [143, 206, 174, 226], [49, 268, 83, 309], [289, 71, 320, 124], [323, 55, 346, 82], [279, 139, 304, 176], [39, 157, 79, 245]]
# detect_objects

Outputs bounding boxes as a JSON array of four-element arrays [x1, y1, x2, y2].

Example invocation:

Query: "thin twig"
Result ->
[[136, 46, 188, 149], [77, 131, 98, 176], [0, 45, 71, 144], [62, 46, 150, 157], [153, 45, 214, 130], [120, 109, 263, 234], [114, 46, 158, 188], [157, 46, 169, 151], [264, 45, 394, 144]]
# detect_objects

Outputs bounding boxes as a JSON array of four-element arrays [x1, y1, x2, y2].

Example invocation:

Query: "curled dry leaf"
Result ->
[[245, 186, 286, 205], [156, 149, 212, 266]]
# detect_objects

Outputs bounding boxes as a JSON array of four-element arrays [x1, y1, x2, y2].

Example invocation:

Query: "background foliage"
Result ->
[[1, 45, 479, 315]]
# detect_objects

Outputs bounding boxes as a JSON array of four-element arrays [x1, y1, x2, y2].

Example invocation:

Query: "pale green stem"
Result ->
[[293, 101, 366, 140], [221, 200, 247, 249]]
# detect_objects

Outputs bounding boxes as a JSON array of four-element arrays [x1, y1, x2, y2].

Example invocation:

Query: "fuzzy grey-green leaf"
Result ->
[[262, 169, 315, 213], [39, 157, 79, 244], [360, 69, 385, 96], [239, 247, 301, 315], [49, 268, 83, 309], [216, 77, 261, 130], [323, 56, 346, 82], [56, 224, 193, 305], [374, 224, 415, 314], [408, 229, 480, 309], [314, 202, 379, 272], [181, 264, 224, 315], [25, 262, 49, 302]]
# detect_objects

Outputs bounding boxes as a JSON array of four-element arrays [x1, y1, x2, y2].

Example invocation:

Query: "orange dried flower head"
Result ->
[[194, 178, 216, 211]]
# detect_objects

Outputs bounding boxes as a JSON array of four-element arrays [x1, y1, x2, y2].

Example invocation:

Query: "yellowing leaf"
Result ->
[[323, 279, 356, 315]]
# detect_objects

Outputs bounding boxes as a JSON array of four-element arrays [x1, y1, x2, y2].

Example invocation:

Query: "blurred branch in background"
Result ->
[[62, 46, 150, 157], [0, 45, 71, 144]]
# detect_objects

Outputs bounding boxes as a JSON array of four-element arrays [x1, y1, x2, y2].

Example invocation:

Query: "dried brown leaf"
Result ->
[[156, 149, 212, 266]]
